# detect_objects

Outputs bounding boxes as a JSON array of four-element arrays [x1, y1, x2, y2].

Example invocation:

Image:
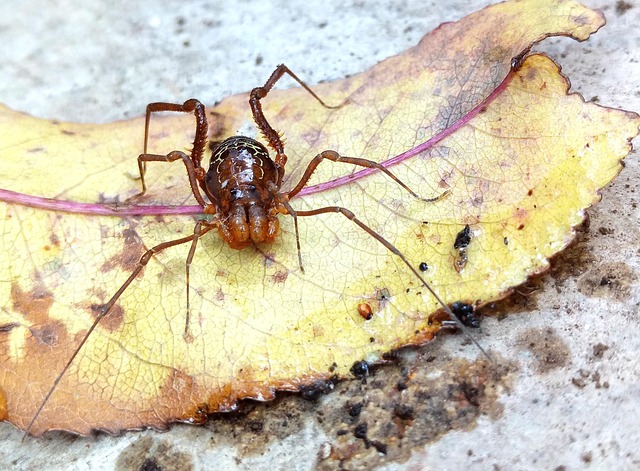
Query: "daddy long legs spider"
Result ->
[[24, 64, 488, 437]]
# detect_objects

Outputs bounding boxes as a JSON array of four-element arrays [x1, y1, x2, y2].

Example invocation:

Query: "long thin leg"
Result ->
[[277, 151, 448, 272], [136, 99, 209, 195], [267, 181, 304, 272], [250, 64, 344, 166], [23, 224, 215, 438], [285, 149, 450, 202], [184, 221, 206, 337], [135, 150, 209, 209], [294, 205, 491, 361]]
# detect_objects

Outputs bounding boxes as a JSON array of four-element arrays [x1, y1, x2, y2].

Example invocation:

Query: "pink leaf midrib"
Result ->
[[0, 67, 515, 217]]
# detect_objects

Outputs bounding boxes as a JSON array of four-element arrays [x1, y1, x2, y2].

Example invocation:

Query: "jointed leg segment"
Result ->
[[294, 205, 490, 359], [133, 99, 210, 208], [24, 222, 216, 437], [135, 151, 209, 208], [250, 63, 345, 166], [286, 149, 449, 202]]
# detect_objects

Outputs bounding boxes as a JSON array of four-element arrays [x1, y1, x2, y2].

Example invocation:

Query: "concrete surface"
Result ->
[[0, 0, 639, 470]]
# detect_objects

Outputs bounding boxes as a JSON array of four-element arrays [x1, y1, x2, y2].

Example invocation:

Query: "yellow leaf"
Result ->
[[1, 0, 638, 435]]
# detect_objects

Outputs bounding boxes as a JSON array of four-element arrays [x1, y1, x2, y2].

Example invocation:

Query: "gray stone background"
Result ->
[[0, 0, 639, 470]]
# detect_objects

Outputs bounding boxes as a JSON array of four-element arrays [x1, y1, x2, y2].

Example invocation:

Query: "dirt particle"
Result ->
[[354, 422, 368, 440], [571, 369, 609, 389], [246, 419, 264, 433], [615, 1, 633, 15], [393, 404, 415, 421], [577, 262, 637, 301], [299, 379, 336, 401], [347, 401, 363, 417], [454, 224, 472, 249], [350, 361, 370, 382], [517, 327, 571, 373], [115, 436, 193, 471], [572, 377, 587, 389], [139, 458, 162, 471], [592, 343, 609, 359], [317, 442, 332, 461]]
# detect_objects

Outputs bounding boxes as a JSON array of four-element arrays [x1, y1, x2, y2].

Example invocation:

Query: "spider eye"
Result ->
[[248, 185, 257, 191]]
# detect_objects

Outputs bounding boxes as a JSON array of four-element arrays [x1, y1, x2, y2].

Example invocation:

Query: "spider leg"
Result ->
[[183, 220, 209, 337], [132, 99, 209, 200], [23, 223, 215, 438], [250, 64, 345, 167], [277, 149, 448, 269], [293, 205, 491, 361], [285, 149, 449, 202], [267, 181, 304, 272], [132, 150, 209, 209]]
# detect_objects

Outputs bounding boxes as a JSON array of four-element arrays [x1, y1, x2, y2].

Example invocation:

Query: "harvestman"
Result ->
[[25, 64, 489, 436]]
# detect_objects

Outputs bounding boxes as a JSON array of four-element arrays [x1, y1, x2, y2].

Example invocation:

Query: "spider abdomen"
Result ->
[[204, 136, 281, 248]]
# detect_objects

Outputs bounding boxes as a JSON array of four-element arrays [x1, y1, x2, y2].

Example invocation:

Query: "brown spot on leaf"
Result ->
[[270, 269, 288, 284], [0, 386, 6, 421], [262, 252, 276, 268], [517, 327, 571, 373], [11, 279, 54, 325], [30, 324, 59, 347], [89, 302, 124, 332], [101, 228, 144, 273], [0, 323, 19, 333]]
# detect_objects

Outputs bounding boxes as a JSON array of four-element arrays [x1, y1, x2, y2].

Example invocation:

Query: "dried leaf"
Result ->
[[1, 0, 638, 435], [0, 386, 6, 422]]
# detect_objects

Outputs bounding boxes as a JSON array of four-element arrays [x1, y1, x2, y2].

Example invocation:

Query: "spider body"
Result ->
[[204, 136, 282, 249]]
